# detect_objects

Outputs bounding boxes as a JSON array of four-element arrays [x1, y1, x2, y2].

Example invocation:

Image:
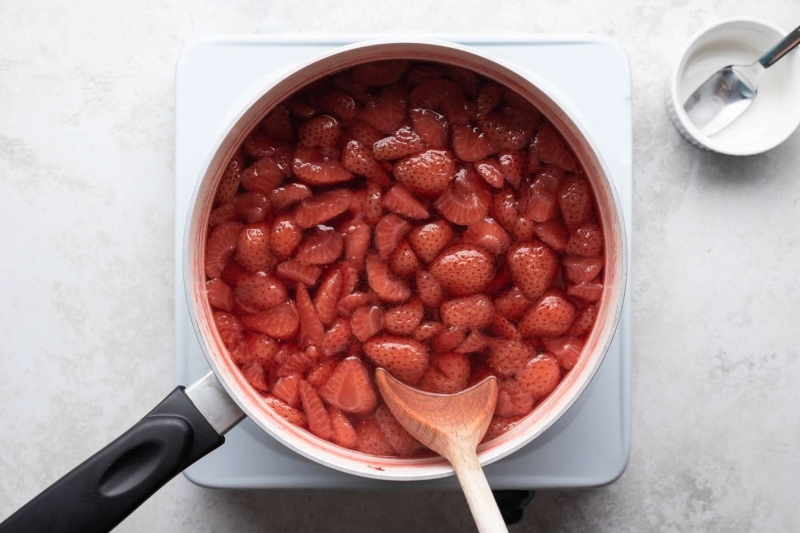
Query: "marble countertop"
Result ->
[[1, 1, 799, 531]]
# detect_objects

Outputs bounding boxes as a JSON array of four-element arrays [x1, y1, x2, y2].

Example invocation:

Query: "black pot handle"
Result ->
[[0, 373, 244, 533]]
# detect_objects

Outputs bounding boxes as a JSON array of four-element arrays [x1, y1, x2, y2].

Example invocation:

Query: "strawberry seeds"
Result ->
[[204, 60, 605, 457]]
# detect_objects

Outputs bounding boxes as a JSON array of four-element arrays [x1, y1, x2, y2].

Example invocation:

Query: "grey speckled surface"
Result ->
[[1, 0, 799, 531]]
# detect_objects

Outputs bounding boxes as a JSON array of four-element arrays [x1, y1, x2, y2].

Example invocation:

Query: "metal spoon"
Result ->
[[684, 24, 800, 136]]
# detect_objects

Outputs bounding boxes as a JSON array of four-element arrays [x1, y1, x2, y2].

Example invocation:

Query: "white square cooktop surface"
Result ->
[[174, 34, 632, 490]]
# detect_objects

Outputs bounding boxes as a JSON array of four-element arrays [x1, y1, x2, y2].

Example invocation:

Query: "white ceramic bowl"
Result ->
[[667, 18, 800, 155]]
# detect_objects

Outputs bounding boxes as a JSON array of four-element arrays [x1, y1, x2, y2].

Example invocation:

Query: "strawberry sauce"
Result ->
[[204, 60, 605, 456]]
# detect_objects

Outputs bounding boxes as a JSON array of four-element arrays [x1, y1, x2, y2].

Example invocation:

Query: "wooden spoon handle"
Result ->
[[451, 449, 508, 533]]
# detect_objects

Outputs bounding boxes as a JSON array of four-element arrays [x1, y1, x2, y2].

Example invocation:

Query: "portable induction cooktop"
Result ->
[[174, 34, 632, 494]]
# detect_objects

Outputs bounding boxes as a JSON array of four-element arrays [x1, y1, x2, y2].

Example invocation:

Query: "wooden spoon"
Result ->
[[375, 368, 508, 533]]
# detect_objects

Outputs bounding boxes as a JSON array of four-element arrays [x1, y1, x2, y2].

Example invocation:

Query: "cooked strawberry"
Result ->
[[374, 404, 418, 455], [451, 123, 496, 162], [337, 292, 372, 316], [295, 226, 343, 266], [364, 181, 384, 225], [533, 123, 575, 171], [566, 281, 603, 302], [514, 353, 561, 399], [314, 267, 343, 326], [383, 297, 424, 335], [416, 270, 444, 308], [220, 261, 248, 288], [235, 222, 275, 272], [234, 191, 271, 223], [342, 218, 371, 266], [410, 107, 448, 148], [360, 84, 407, 134], [570, 304, 597, 338], [543, 336, 585, 371], [409, 78, 469, 126], [341, 139, 392, 186], [241, 156, 285, 194], [314, 88, 358, 123], [481, 414, 523, 443], [234, 272, 288, 312], [292, 145, 353, 185], [363, 335, 429, 385], [472, 82, 502, 119], [296, 283, 324, 348], [474, 158, 505, 188], [519, 290, 576, 337], [506, 242, 559, 299], [320, 318, 352, 357], [492, 191, 519, 232], [319, 357, 378, 414], [294, 189, 353, 229], [495, 382, 534, 418], [562, 256, 604, 284], [286, 96, 318, 119], [244, 332, 279, 367], [277, 347, 316, 378], [240, 301, 299, 340], [566, 223, 604, 257], [348, 188, 367, 216], [350, 305, 383, 342], [494, 286, 533, 320], [328, 406, 358, 449], [242, 362, 270, 392], [366, 253, 411, 303], [477, 106, 539, 152], [382, 184, 430, 220], [406, 63, 445, 85], [429, 243, 495, 297], [275, 260, 322, 286], [351, 60, 409, 87], [347, 119, 384, 147], [261, 105, 293, 142], [355, 416, 396, 456], [433, 326, 467, 354], [496, 151, 525, 189], [434, 166, 491, 226], [270, 214, 303, 259], [443, 65, 479, 98], [269, 183, 311, 211], [454, 330, 490, 353], [333, 72, 370, 103], [206, 278, 235, 312], [486, 339, 534, 378], [407, 220, 454, 263], [209, 203, 237, 227], [558, 176, 592, 228], [262, 395, 308, 428], [492, 314, 522, 340], [372, 126, 425, 160], [412, 321, 444, 342], [230, 341, 252, 367], [440, 294, 494, 329], [534, 220, 569, 252], [242, 131, 287, 158], [522, 166, 563, 223], [385, 239, 420, 279], [206, 221, 243, 278], [463, 217, 511, 255], [272, 374, 301, 407], [374, 214, 412, 260], [214, 311, 243, 349], [215, 152, 246, 206], [299, 381, 333, 440], [297, 114, 340, 148], [420, 352, 471, 394], [512, 217, 535, 242], [393, 149, 457, 197]]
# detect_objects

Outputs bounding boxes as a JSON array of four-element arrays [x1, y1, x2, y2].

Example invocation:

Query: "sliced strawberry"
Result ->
[[409, 78, 469, 126], [429, 243, 495, 297], [419, 352, 471, 394], [382, 184, 430, 220], [519, 290, 576, 337], [329, 406, 358, 449], [410, 107, 448, 148], [393, 149, 457, 197], [492, 314, 522, 340], [477, 106, 539, 152], [348, 188, 367, 216], [294, 189, 353, 229], [569, 304, 597, 338], [272, 374, 301, 407], [342, 218, 371, 266], [314, 267, 343, 326], [240, 301, 299, 340], [373, 213, 411, 261], [351, 60, 409, 87], [406, 63, 445, 86], [497, 151, 525, 189], [350, 305, 383, 342], [494, 286, 533, 320], [298, 115, 340, 148], [451, 123, 496, 162], [234, 191, 271, 223], [496, 381, 534, 418], [277, 347, 316, 378], [360, 84, 407, 134], [205, 221, 243, 278], [347, 119, 384, 147], [230, 341, 252, 367], [241, 156, 285, 194], [374, 404, 418, 455], [234, 272, 288, 312], [383, 297, 424, 335], [563, 256, 604, 284], [270, 214, 303, 259], [416, 270, 444, 308], [566, 223, 604, 257], [533, 123, 576, 171], [512, 217, 535, 242], [214, 311, 243, 349], [296, 283, 324, 348], [262, 395, 308, 428], [235, 222, 275, 272], [463, 217, 511, 256], [388, 239, 420, 278], [364, 181, 384, 225], [315, 89, 358, 123], [341, 139, 392, 186], [244, 332, 279, 367], [481, 414, 523, 443], [320, 318, 352, 357], [433, 326, 467, 354], [440, 294, 494, 329], [434, 166, 491, 226], [209, 203, 237, 227], [543, 336, 585, 371], [295, 226, 344, 266], [487, 339, 534, 378], [366, 253, 411, 303], [242, 132, 287, 158], [286, 96, 318, 119], [275, 260, 322, 286], [372, 126, 425, 160], [337, 292, 372, 317], [363, 335, 429, 385], [220, 261, 248, 288], [407, 219, 454, 263], [558, 176, 592, 228], [215, 151, 246, 206], [534, 220, 569, 252], [566, 281, 603, 302], [292, 145, 353, 185], [242, 362, 270, 392], [299, 380, 333, 440], [206, 278, 234, 312], [492, 191, 519, 233], [454, 330, 490, 353], [506, 242, 559, 300], [514, 353, 561, 399], [472, 82, 502, 119], [319, 357, 378, 415], [355, 416, 396, 456], [474, 158, 505, 188], [267, 183, 310, 212], [413, 321, 444, 342]]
